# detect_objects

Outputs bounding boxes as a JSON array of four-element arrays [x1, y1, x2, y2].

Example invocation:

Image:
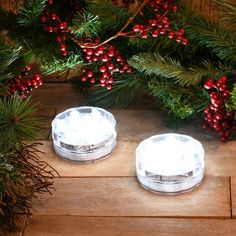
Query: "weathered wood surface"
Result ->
[[38, 140, 236, 177], [5, 83, 236, 235], [32, 176, 230, 218], [24, 217, 236, 236]]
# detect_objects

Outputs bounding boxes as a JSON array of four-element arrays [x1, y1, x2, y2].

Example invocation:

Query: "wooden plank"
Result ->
[[230, 177, 236, 218], [37, 141, 136, 177], [32, 176, 230, 218], [31, 83, 84, 111], [24, 216, 236, 236], [204, 141, 236, 176], [35, 117, 53, 140], [0, 215, 26, 236], [37, 140, 236, 177]]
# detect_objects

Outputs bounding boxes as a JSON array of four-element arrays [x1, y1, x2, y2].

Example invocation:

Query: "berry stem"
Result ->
[[75, 0, 149, 49]]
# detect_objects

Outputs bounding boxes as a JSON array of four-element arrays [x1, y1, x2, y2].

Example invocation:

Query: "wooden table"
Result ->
[[7, 83, 236, 236]]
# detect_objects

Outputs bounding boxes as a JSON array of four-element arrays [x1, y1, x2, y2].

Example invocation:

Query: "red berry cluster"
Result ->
[[80, 40, 132, 89], [203, 76, 236, 141], [8, 65, 42, 98], [132, 1, 187, 44], [40, 0, 69, 56]]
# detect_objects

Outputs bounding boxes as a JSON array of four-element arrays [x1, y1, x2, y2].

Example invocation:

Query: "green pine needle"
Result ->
[[71, 12, 101, 38], [41, 53, 83, 75], [129, 53, 215, 86], [188, 14, 236, 62], [230, 83, 236, 109], [148, 79, 207, 119], [17, 0, 46, 26], [85, 74, 143, 108], [0, 96, 42, 152]]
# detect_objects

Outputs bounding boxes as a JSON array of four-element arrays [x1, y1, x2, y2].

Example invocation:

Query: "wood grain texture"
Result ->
[[231, 177, 236, 218], [24, 216, 236, 236], [37, 141, 136, 177], [31, 83, 84, 111], [32, 176, 230, 218], [37, 140, 236, 177]]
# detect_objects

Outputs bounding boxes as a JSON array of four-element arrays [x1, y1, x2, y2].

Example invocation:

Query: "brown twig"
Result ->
[[75, 0, 150, 49]]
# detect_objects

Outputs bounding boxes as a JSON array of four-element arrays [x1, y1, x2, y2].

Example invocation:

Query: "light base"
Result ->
[[136, 168, 204, 195], [52, 134, 117, 163]]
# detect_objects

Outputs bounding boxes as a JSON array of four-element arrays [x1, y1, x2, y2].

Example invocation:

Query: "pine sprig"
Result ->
[[41, 53, 83, 75], [0, 44, 21, 76], [188, 14, 236, 62], [129, 53, 220, 86], [0, 96, 42, 152], [87, 2, 131, 38], [148, 79, 207, 119], [230, 82, 236, 109], [85, 73, 143, 107], [17, 0, 46, 26], [71, 12, 101, 38]]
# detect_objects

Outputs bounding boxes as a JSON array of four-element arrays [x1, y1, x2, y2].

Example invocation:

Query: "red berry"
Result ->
[[81, 76, 87, 82], [106, 84, 112, 90], [33, 74, 41, 81], [61, 50, 67, 56], [90, 78, 95, 84], [86, 49, 93, 55], [133, 24, 141, 32], [93, 56, 99, 62], [59, 44, 66, 51], [107, 77, 113, 84], [160, 28, 166, 34], [219, 76, 227, 84], [102, 55, 109, 62], [100, 77, 106, 83], [87, 71, 94, 78], [204, 79, 214, 89], [103, 72, 109, 78], [152, 29, 159, 37], [141, 31, 148, 38], [40, 16, 47, 23], [108, 50, 115, 57], [172, 5, 178, 11], [25, 65, 31, 71], [55, 36, 62, 42], [178, 28, 185, 35], [108, 63, 114, 70], [100, 65, 107, 73], [176, 35, 182, 42], [51, 13, 57, 20], [182, 38, 188, 45], [168, 31, 175, 39], [47, 26, 53, 33]]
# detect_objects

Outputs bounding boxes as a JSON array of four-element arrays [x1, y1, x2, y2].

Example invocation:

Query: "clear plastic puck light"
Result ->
[[52, 106, 117, 163], [136, 133, 205, 194]]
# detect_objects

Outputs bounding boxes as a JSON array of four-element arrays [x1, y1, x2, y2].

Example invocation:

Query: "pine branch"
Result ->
[[230, 82, 236, 109], [148, 79, 207, 119], [87, 2, 131, 37], [41, 53, 83, 75], [129, 53, 224, 86], [0, 96, 42, 152], [85, 73, 143, 108], [0, 44, 21, 75], [17, 0, 46, 26], [188, 14, 236, 62], [71, 12, 101, 38]]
